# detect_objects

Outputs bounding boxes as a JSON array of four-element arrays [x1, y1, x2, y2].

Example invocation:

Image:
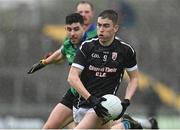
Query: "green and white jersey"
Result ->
[[59, 33, 88, 96], [60, 33, 88, 65], [60, 23, 97, 65], [60, 24, 97, 96], [60, 39, 77, 65]]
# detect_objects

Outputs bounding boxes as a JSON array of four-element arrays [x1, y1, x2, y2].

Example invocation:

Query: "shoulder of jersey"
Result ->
[[63, 38, 71, 46], [115, 37, 135, 53], [81, 37, 99, 46]]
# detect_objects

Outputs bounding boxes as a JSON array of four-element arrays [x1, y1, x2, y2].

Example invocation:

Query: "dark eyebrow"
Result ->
[[74, 26, 80, 29], [103, 23, 110, 26], [97, 23, 110, 26]]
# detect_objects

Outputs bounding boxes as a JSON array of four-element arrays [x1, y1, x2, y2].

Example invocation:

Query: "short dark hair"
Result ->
[[98, 9, 118, 25], [76, 0, 94, 11], [65, 13, 84, 25]]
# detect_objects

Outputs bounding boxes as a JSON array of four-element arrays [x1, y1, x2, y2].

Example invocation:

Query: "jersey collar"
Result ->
[[81, 32, 88, 43]]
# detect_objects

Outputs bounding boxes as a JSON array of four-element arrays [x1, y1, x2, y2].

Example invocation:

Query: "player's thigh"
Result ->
[[65, 121, 76, 129], [111, 121, 124, 129], [43, 103, 73, 128], [112, 118, 122, 126], [60, 89, 75, 110], [74, 112, 111, 129], [74, 112, 99, 129]]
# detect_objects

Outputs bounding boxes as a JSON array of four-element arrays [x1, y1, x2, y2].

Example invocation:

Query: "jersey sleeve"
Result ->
[[59, 45, 66, 56], [72, 42, 88, 70], [60, 39, 70, 56], [125, 46, 138, 71]]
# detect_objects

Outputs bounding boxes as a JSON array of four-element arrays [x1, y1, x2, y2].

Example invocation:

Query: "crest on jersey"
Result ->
[[112, 52, 117, 61]]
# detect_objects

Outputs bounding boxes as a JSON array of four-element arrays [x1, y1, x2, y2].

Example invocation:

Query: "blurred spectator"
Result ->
[[111, 0, 136, 28]]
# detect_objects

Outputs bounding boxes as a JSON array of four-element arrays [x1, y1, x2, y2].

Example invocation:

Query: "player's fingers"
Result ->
[[99, 104, 108, 113], [101, 108, 110, 117], [94, 109, 103, 117], [100, 97, 107, 102], [96, 106, 109, 118], [95, 107, 107, 118], [27, 67, 35, 74], [101, 118, 109, 125], [27, 69, 32, 74]]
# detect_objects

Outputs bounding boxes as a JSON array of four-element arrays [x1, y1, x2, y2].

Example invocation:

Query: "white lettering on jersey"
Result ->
[[95, 72, 106, 77], [91, 53, 100, 58], [103, 55, 107, 61], [89, 65, 117, 78], [105, 67, 117, 72]]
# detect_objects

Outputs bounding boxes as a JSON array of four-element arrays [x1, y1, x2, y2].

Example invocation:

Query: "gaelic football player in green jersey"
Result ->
[[63, 1, 97, 43], [28, 1, 97, 129], [28, 13, 88, 129]]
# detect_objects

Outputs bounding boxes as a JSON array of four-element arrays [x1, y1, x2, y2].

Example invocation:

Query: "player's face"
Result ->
[[76, 3, 94, 26], [97, 17, 119, 44], [65, 23, 84, 45]]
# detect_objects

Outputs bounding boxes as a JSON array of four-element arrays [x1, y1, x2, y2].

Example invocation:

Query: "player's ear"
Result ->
[[64, 26, 67, 31], [114, 24, 119, 33]]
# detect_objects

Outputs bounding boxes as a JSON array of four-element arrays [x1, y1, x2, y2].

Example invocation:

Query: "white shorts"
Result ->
[[73, 106, 95, 123]]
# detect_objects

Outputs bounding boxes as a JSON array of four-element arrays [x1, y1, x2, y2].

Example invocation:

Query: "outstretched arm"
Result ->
[[44, 49, 64, 65], [28, 49, 64, 74]]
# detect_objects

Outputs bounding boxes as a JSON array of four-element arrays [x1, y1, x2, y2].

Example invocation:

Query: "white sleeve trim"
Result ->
[[72, 63, 84, 70], [59, 45, 63, 53], [126, 64, 138, 72], [58, 48, 61, 53]]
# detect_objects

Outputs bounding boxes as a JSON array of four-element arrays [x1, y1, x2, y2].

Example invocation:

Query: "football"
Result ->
[[101, 94, 122, 120]]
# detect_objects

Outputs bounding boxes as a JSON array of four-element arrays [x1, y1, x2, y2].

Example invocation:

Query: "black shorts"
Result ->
[[60, 89, 76, 109]]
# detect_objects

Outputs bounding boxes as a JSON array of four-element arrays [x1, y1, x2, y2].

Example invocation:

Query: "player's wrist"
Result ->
[[122, 99, 130, 108], [87, 95, 95, 103], [40, 59, 47, 65], [113, 99, 130, 121], [87, 95, 99, 107]]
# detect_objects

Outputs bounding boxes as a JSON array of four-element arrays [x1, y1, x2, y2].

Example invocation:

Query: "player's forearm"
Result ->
[[125, 77, 138, 100], [45, 50, 63, 65], [68, 67, 91, 99], [125, 69, 139, 100], [68, 77, 90, 100]]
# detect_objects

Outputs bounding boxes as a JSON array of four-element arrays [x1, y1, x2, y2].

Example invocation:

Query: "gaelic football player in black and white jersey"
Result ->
[[68, 9, 139, 129]]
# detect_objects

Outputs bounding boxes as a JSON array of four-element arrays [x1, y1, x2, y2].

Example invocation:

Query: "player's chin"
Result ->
[[99, 38, 106, 43], [72, 41, 79, 45], [71, 39, 78, 44]]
